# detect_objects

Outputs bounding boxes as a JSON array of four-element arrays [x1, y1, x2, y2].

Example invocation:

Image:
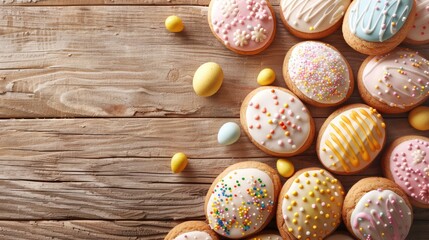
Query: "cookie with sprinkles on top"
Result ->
[[342, 0, 417, 55], [405, 0, 429, 45], [165, 221, 220, 240], [240, 87, 315, 157], [245, 231, 283, 240], [276, 168, 346, 240], [283, 41, 354, 107], [382, 135, 429, 209], [342, 177, 413, 240], [208, 0, 276, 55], [279, 0, 351, 39], [357, 48, 429, 114], [204, 161, 281, 239]]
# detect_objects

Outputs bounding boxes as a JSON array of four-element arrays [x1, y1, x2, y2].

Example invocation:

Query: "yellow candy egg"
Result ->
[[277, 159, 295, 178], [171, 152, 188, 173], [257, 68, 276, 86], [193, 62, 224, 97], [408, 106, 429, 131], [165, 15, 184, 33]]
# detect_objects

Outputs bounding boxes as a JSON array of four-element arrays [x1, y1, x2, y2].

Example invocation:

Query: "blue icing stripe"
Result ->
[[349, 0, 413, 42]]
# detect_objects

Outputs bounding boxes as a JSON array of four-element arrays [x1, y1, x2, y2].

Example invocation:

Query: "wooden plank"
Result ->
[[0, 6, 427, 118], [4, 0, 221, 6]]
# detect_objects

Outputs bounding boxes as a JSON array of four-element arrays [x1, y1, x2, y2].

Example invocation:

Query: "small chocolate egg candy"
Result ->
[[276, 159, 294, 178], [193, 62, 224, 97], [409, 106, 429, 131], [165, 15, 184, 33], [171, 152, 188, 173], [257, 68, 276, 86], [217, 122, 241, 145]]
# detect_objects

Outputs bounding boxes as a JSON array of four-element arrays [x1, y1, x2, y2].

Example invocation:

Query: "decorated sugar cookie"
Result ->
[[246, 231, 283, 240], [358, 48, 429, 113], [342, 0, 416, 55], [280, 0, 351, 39], [276, 168, 345, 240], [317, 104, 386, 175], [283, 41, 354, 107], [342, 177, 413, 240], [406, 0, 429, 44], [383, 135, 429, 208], [208, 0, 276, 55], [165, 221, 220, 240], [240, 87, 315, 157], [205, 161, 281, 239]]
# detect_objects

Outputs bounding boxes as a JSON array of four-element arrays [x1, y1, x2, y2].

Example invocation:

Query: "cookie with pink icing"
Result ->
[[358, 48, 429, 114], [205, 161, 281, 239], [165, 221, 220, 240], [382, 135, 429, 208], [280, 0, 351, 39], [240, 87, 315, 157], [405, 0, 429, 44], [208, 0, 276, 55], [343, 177, 413, 240], [283, 41, 354, 107]]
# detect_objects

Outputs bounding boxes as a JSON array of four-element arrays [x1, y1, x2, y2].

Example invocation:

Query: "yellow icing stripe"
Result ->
[[345, 113, 376, 152], [351, 111, 381, 150], [326, 140, 350, 172], [359, 109, 382, 138], [329, 124, 360, 167], [340, 116, 370, 161]]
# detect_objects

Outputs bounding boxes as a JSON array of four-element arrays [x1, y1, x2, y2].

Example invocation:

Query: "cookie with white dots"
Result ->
[[245, 231, 283, 240], [165, 221, 220, 240], [276, 168, 346, 240], [342, 177, 413, 240], [382, 135, 429, 208], [405, 0, 429, 45], [205, 161, 281, 239], [283, 41, 354, 107], [357, 48, 429, 114], [240, 87, 315, 157], [208, 0, 276, 55]]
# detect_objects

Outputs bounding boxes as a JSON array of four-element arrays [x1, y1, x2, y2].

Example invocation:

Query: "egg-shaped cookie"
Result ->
[[283, 41, 354, 107], [324, 231, 355, 240], [208, 0, 276, 55], [358, 48, 429, 114], [205, 161, 281, 239], [317, 104, 386, 175], [165, 221, 220, 240], [342, 0, 416, 55], [240, 87, 315, 157], [405, 0, 429, 45], [342, 177, 413, 240], [276, 168, 345, 240], [382, 135, 429, 208], [279, 0, 351, 39], [246, 231, 283, 240]]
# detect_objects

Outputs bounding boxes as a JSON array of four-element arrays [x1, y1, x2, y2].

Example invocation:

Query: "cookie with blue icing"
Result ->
[[342, 0, 416, 55]]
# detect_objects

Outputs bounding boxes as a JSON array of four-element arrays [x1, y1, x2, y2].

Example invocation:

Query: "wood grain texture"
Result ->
[[0, 5, 427, 118]]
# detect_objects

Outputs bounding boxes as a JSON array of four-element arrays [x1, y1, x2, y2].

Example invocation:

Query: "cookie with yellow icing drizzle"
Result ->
[[277, 168, 345, 240], [317, 104, 386, 175], [165, 221, 220, 240]]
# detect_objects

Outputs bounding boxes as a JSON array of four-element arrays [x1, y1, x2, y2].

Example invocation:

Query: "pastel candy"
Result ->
[[171, 152, 188, 173], [217, 122, 241, 145], [409, 106, 429, 131], [257, 68, 276, 86], [276, 159, 294, 178], [193, 62, 224, 97]]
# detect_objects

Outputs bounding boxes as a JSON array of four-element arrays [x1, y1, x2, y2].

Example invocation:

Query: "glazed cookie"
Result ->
[[208, 0, 276, 55], [240, 87, 315, 157], [283, 41, 354, 107], [324, 231, 355, 240], [317, 104, 386, 175], [280, 0, 351, 39], [165, 221, 219, 240], [382, 135, 429, 208], [358, 48, 429, 114], [342, 177, 413, 240], [342, 0, 416, 55], [276, 168, 345, 240], [405, 0, 429, 44], [205, 161, 281, 239], [246, 231, 283, 240]]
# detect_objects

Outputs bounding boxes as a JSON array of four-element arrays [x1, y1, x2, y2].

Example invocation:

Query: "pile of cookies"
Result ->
[[165, 0, 429, 239]]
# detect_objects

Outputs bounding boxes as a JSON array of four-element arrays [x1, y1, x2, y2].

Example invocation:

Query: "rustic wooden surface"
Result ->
[[0, 1, 427, 239]]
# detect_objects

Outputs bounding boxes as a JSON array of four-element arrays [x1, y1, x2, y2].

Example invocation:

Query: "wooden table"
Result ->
[[0, 0, 427, 239]]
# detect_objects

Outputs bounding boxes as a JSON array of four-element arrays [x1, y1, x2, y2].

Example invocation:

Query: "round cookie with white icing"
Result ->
[[405, 0, 429, 44], [357, 48, 429, 114], [276, 168, 345, 240], [283, 41, 354, 107], [342, 177, 413, 240], [382, 135, 429, 208], [246, 231, 283, 240], [205, 161, 281, 239], [208, 0, 276, 55], [279, 0, 351, 39], [240, 87, 315, 157], [317, 104, 386, 175], [342, 0, 417, 55], [165, 221, 220, 240]]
